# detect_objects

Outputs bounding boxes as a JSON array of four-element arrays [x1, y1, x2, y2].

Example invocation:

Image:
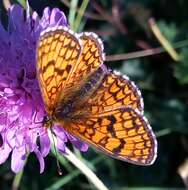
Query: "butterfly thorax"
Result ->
[[54, 67, 106, 121], [54, 101, 73, 119]]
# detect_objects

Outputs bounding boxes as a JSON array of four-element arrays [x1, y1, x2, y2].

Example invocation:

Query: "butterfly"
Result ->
[[36, 26, 157, 165]]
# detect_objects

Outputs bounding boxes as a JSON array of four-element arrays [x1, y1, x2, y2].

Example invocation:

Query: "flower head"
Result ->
[[0, 4, 88, 173]]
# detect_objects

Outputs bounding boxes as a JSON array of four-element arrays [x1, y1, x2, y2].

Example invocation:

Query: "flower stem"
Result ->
[[47, 150, 103, 190], [12, 170, 24, 190], [64, 147, 109, 190], [48, 130, 108, 189], [15, 0, 26, 9]]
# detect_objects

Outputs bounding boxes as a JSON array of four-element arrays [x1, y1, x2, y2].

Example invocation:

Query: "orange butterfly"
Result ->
[[36, 26, 157, 165]]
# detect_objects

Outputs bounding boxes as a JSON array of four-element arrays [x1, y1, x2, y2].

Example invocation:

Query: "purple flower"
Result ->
[[0, 4, 88, 173]]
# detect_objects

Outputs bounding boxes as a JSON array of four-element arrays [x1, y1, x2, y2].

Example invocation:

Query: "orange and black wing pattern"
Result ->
[[60, 56, 157, 165], [37, 27, 104, 114], [61, 66, 157, 165], [63, 106, 157, 165], [37, 26, 82, 113], [86, 69, 144, 114], [65, 32, 105, 88]]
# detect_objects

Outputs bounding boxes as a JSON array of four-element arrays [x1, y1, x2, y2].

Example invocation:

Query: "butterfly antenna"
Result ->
[[50, 128, 62, 175], [33, 110, 43, 124]]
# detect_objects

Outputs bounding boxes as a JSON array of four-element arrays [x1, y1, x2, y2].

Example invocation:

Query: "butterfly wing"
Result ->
[[65, 32, 105, 89], [37, 26, 82, 112], [60, 68, 157, 165], [63, 106, 157, 165], [37, 27, 104, 114], [86, 69, 144, 114]]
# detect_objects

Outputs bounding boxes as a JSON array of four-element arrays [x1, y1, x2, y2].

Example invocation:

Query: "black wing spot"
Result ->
[[106, 115, 117, 137], [112, 138, 126, 154]]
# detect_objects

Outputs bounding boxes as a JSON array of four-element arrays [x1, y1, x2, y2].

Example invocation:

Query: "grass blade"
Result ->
[[68, 0, 79, 30], [73, 0, 89, 32]]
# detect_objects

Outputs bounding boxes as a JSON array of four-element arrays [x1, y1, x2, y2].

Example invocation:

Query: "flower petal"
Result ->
[[53, 126, 67, 142], [11, 146, 26, 173], [40, 133, 50, 157], [50, 8, 67, 26], [68, 134, 89, 152], [56, 136, 66, 154], [0, 3, 81, 173], [34, 149, 45, 173], [8, 5, 24, 33], [0, 143, 12, 164]]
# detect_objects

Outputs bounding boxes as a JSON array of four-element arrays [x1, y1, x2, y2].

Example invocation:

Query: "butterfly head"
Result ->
[[42, 115, 53, 128]]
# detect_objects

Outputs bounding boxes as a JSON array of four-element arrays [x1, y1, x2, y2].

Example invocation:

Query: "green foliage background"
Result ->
[[0, 0, 188, 189]]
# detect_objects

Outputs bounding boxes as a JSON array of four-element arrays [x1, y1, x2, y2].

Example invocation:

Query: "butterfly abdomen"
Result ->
[[77, 66, 106, 97]]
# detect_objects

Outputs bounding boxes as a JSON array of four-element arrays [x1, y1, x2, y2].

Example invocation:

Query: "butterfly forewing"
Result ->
[[65, 32, 105, 89], [85, 69, 144, 114], [37, 27, 104, 114], [37, 27, 82, 113]]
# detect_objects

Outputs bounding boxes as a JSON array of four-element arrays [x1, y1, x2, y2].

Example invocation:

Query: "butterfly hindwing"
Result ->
[[63, 107, 157, 165]]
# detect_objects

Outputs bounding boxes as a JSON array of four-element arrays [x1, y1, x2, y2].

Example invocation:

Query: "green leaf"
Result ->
[[174, 47, 188, 84], [157, 21, 178, 42]]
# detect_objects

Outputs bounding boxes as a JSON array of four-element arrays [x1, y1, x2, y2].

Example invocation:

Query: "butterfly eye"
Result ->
[[43, 115, 50, 124]]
